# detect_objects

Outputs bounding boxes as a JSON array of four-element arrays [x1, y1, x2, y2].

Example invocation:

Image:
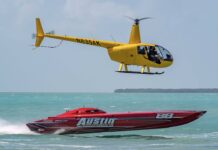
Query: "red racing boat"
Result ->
[[26, 107, 206, 134]]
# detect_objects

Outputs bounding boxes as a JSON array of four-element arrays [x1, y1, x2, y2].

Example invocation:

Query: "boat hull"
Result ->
[[27, 109, 206, 134]]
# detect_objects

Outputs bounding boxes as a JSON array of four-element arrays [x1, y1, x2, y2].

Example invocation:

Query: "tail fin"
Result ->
[[35, 18, 44, 47]]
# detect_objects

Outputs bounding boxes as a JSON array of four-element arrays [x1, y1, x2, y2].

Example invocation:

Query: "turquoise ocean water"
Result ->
[[0, 93, 217, 150]]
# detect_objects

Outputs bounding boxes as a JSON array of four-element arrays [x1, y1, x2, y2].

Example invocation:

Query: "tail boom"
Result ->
[[45, 34, 123, 48], [34, 18, 125, 49]]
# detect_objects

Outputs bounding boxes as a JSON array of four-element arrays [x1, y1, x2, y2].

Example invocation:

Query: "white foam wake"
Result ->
[[0, 118, 34, 135]]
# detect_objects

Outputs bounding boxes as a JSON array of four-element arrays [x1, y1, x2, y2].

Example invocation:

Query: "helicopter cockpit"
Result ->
[[137, 45, 173, 64], [155, 45, 173, 62]]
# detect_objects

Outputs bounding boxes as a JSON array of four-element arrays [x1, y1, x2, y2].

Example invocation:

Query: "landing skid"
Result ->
[[116, 71, 164, 75]]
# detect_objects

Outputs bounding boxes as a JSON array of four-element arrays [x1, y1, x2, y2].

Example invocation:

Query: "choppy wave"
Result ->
[[165, 132, 218, 139], [46, 144, 95, 149], [0, 118, 34, 135], [67, 132, 218, 140]]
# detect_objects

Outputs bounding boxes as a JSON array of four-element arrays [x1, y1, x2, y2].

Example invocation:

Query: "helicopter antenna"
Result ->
[[125, 16, 152, 25], [31, 40, 63, 50], [110, 34, 116, 42]]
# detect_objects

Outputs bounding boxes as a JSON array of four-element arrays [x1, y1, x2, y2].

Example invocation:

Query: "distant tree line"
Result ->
[[114, 88, 218, 93]]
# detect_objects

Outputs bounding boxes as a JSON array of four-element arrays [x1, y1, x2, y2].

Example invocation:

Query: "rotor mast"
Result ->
[[128, 17, 151, 44]]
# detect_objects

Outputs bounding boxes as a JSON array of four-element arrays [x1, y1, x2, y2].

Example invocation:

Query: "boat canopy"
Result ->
[[55, 107, 106, 118]]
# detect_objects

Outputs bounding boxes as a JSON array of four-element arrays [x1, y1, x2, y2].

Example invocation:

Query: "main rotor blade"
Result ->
[[125, 16, 152, 24], [124, 16, 135, 21], [138, 17, 152, 21]]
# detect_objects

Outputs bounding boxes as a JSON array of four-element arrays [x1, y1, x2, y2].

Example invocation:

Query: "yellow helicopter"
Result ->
[[34, 17, 173, 74]]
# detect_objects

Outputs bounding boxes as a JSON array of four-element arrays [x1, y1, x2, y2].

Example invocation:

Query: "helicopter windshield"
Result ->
[[137, 45, 173, 64], [155, 45, 173, 61]]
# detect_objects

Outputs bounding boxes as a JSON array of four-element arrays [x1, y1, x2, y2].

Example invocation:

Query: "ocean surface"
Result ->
[[0, 93, 217, 150]]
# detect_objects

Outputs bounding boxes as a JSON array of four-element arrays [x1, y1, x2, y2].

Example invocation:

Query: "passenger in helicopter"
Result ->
[[148, 46, 161, 64], [137, 46, 146, 55]]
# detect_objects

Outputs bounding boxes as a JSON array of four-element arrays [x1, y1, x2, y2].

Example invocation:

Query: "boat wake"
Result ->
[[95, 134, 172, 140], [67, 132, 218, 140], [68, 134, 172, 140], [0, 118, 34, 135]]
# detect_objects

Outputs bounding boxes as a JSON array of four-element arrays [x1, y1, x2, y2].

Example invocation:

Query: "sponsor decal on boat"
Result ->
[[156, 113, 174, 119], [77, 118, 116, 127]]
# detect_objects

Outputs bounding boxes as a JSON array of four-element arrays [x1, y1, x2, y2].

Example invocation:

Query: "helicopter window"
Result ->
[[147, 46, 161, 64], [154, 46, 164, 59], [137, 46, 146, 55], [156, 45, 173, 61]]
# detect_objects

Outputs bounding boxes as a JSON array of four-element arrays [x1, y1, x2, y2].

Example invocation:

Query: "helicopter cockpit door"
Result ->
[[146, 46, 161, 64], [137, 46, 149, 61], [137, 45, 161, 64]]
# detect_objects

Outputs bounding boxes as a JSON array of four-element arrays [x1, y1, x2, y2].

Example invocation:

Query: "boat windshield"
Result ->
[[85, 109, 106, 114]]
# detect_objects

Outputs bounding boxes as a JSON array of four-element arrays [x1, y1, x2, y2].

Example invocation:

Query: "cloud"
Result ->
[[63, 0, 134, 20], [13, 0, 44, 26], [0, 0, 44, 27], [55, 0, 134, 35]]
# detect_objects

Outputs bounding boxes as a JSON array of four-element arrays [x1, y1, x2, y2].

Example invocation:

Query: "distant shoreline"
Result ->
[[114, 88, 218, 93]]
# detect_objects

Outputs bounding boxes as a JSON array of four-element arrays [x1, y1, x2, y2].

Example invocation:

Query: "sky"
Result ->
[[0, 0, 218, 92]]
